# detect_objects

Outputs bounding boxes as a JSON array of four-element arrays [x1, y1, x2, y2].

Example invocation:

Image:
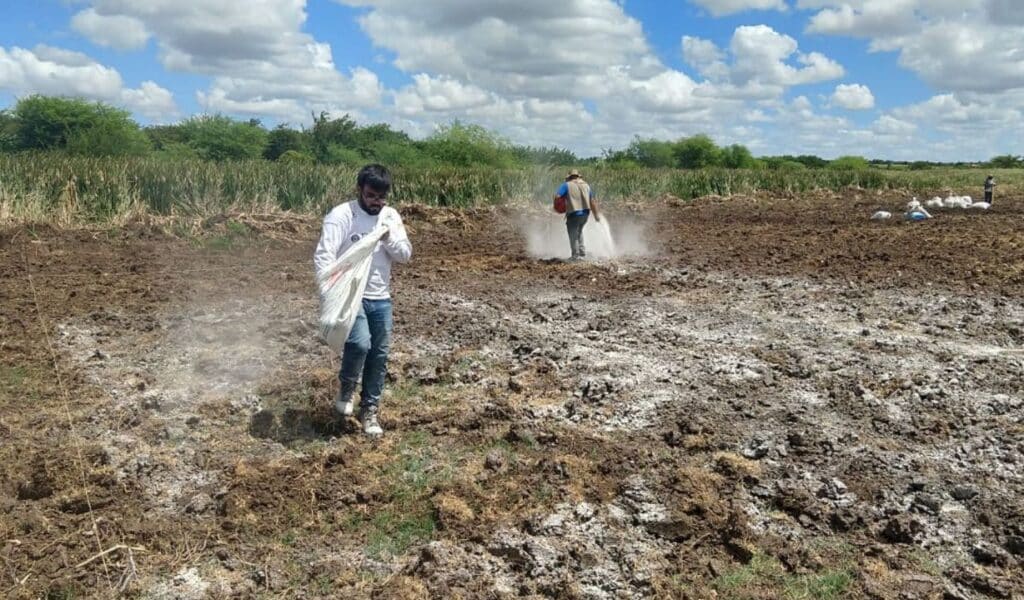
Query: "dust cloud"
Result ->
[[521, 213, 652, 260]]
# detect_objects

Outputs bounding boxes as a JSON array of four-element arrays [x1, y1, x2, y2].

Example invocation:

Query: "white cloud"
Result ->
[[71, 8, 150, 51], [630, 70, 704, 113], [682, 36, 728, 79], [804, 0, 922, 38], [831, 83, 875, 110], [800, 1, 1024, 94], [120, 81, 179, 121], [29, 0, 1014, 160], [394, 75, 493, 115], [76, 0, 382, 121], [338, 0, 659, 101], [872, 115, 916, 135], [0, 45, 178, 120], [892, 93, 1021, 129], [689, 0, 788, 16], [885, 91, 1023, 160], [374, 69, 600, 148], [895, 22, 1024, 92], [986, 0, 1024, 25], [0, 45, 123, 98], [730, 26, 844, 87], [683, 26, 844, 99]]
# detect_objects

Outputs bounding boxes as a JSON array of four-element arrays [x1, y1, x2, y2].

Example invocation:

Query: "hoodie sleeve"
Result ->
[[382, 209, 412, 264], [313, 208, 351, 278]]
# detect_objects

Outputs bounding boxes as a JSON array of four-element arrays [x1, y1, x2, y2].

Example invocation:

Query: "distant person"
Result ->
[[984, 175, 996, 204], [313, 164, 412, 437], [553, 169, 602, 261]]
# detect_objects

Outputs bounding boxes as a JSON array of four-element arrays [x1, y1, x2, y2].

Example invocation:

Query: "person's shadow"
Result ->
[[247, 406, 354, 443]]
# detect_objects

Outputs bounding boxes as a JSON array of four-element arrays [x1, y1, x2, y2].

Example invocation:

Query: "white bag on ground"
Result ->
[[317, 226, 389, 354]]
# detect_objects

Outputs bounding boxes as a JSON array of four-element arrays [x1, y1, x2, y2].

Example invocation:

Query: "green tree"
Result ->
[[989, 154, 1023, 168], [0, 110, 17, 152], [365, 141, 434, 168], [721, 144, 756, 169], [310, 112, 358, 163], [795, 155, 827, 168], [66, 117, 151, 157], [509, 145, 578, 166], [145, 124, 190, 150], [277, 149, 315, 164], [421, 121, 520, 167], [179, 115, 268, 161], [323, 145, 365, 166], [625, 137, 676, 168], [348, 122, 425, 166], [829, 155, 870, 170], [264, 125, 311, 160], [672, 134, 722, 169], [768, 154, 827, 168], [12, 95, 147, 154], [349, 123, 412, 150]]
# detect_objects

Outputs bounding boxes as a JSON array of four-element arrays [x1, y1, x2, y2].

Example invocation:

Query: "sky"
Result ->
[[0, 0, 1022, 161]]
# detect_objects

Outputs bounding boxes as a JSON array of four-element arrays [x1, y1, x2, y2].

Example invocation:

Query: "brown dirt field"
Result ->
[[1, 192, 1022, 599]]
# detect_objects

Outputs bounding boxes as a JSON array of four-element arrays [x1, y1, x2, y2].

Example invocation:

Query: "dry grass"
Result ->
[[713, 451, 764, 479]]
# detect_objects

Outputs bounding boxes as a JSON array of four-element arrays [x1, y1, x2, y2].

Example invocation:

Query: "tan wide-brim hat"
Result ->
[[567, 169, 581, 179]]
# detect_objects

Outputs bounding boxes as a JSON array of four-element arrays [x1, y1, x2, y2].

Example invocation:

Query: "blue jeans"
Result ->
[[340, 298, 393, 409], [566, 211, 589, 258]]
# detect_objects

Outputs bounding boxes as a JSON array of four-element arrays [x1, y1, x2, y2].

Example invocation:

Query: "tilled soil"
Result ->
[[1, 193, 1022, 599]]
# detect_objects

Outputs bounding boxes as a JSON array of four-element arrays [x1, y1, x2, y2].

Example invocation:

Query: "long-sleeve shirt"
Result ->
[[313, 200, 412, 300]]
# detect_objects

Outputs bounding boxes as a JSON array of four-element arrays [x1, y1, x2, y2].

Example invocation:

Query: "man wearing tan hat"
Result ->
[[554, 169, 602, 261]]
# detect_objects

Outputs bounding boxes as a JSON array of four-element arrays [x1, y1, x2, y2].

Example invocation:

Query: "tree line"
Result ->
[[0, 95, 1019, 170]]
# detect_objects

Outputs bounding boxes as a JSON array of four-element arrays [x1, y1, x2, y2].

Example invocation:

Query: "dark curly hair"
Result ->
[[357, 164, 392, 192]]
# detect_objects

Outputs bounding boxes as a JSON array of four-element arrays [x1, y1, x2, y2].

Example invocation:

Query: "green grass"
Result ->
[[388, 379, 424, 404], [280, 530, 298, 546], [906, 548, 942, 577], [785, 571, 853, 600], [0, 364, 43, 406], [45, 587, 79, 600], [714, 552, 781, 591], [365, 511, 436, 559], [0, 364, 27, 388], [2, 153, 1020, 223], [713, 552, 854, 600], [193, 219, 252, 250], [359, 431, 453, 559]]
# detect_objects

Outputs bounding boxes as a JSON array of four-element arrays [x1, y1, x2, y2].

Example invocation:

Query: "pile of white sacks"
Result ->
[[871, 196, 990, 221], [925, 195, 990, 210]]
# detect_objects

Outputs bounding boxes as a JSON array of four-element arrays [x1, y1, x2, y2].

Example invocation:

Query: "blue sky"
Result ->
[[1, 1, 1021, 160]]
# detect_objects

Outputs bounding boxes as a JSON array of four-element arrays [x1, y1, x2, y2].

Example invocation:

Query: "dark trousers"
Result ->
[[985, 190, 993, 204], [566, 212, 589, 259]]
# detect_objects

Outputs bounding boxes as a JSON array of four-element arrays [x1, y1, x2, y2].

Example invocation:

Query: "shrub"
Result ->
[[672, 135, 723, 169], [12, 95, 148, 155], [278, 149, 315, 164], [830, 155, 870, 170], [178, 115, 269, 161]]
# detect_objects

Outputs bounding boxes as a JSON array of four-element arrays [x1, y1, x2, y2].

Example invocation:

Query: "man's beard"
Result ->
[[359, 198, 383, 215]]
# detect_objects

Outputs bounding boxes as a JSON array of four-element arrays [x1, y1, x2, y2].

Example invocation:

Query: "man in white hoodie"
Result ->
[[313, 164, 412, 436]]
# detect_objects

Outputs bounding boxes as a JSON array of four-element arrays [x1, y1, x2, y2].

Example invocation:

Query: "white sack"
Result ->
[[317, 226, 389, 354]]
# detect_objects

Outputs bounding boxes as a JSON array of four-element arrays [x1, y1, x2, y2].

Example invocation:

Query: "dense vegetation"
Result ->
[[4, 95, 1019, 171], [0, 95, 1019, 222], [3, 153, 1019, 223]]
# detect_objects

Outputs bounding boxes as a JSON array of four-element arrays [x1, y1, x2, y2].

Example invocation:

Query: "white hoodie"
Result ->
[[313, 200, 412, 300]]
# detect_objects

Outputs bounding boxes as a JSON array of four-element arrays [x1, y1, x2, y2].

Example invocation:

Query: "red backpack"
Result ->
[[553, 195, 567, 214]]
